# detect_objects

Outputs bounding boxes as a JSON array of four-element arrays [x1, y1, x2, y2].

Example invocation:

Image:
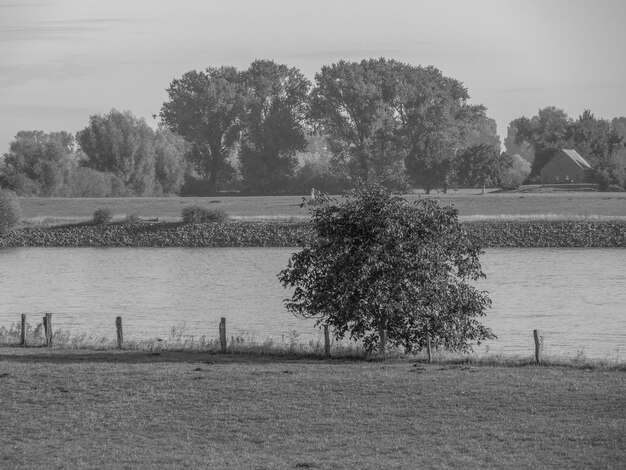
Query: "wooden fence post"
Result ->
[[533, 329, 542, 364], [45, 313, 52, 346], [219, 317, 227, 353], [115, 316, 123, 349], [20, 314, 26, 346], [323, 325, 331, 358], [379, 325, 386, 358], [426, 321, 432, 364]]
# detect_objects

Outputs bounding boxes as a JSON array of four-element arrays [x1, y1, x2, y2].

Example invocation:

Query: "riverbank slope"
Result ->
[[1, 219, 625, 247]]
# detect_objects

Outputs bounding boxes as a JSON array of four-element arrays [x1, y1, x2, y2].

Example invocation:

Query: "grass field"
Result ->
[[17, 190, 626, 225], [0, 349, 624, 469]]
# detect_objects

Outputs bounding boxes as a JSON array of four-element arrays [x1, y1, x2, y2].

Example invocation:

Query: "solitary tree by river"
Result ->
[[279, 185, 495, 354]]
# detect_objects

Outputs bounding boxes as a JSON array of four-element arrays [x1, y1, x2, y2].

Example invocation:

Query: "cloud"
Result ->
[[0, 17, 143, 43]]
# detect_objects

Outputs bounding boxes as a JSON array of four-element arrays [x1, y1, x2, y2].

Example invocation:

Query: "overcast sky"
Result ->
[[1, 0, 625, 154]]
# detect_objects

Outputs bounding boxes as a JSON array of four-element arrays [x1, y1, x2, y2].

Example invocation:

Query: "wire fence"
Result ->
[[1, 311, 623, 364], [0, 311, 335, 354]]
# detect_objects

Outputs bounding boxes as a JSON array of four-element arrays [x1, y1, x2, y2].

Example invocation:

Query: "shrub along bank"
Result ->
[[0, 220, 625, 248]]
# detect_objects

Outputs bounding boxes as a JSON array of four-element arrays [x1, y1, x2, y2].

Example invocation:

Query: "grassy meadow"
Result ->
[[0, 349, 624, 469], [17, 190, 626, 226]]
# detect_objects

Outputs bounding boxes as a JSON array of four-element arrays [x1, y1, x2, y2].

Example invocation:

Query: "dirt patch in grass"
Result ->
[[1, 348, 624, 469]]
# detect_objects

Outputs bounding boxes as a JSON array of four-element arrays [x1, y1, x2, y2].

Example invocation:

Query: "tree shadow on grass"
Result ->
[[0, 347, 345, 365]]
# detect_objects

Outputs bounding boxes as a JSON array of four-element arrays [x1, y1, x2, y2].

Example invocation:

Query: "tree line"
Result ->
[[1, 58, 625, 197]]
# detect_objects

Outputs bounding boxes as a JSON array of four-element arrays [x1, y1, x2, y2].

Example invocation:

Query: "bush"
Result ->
[[125, 213, 141, 224], [0, 189, 21, 235], [181, 205, 228, 224], [93, 208, 113, 225]]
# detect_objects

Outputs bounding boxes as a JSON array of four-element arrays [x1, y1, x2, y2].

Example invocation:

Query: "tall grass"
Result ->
[[1, 321, 623, 368], [0, 321, 366, 357]]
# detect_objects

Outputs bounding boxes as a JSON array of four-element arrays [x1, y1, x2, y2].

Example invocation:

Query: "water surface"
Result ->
[[1, 247, 624, 359]]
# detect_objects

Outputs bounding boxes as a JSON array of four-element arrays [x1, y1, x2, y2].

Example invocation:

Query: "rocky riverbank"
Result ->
[[1, 220, 625, 248], [464, 221, 626, 247]]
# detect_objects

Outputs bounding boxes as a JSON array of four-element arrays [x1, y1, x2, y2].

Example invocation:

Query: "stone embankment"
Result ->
[[1, 221, 625, 248]]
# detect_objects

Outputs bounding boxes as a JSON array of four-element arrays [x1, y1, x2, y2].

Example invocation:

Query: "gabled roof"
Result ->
[[561, 149, 592, 170]]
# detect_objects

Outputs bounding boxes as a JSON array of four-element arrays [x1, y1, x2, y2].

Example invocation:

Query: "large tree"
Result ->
[[153, 127, 190, 195], [279, 185, 494, 354], [0, 130, 75, 196], [504, 122, 534, 164], [310, 59, 485, 192], [500, 153, 531, 189], [239, 60, 310, 193], [395, 65, 485, 192], [456, 143, 507, 191], [461, 115, 501, 150], [572, 111, 625, 189], [77, 109, 157, 196], [160, 67, 246, 194], [309, 59, 406, 188]]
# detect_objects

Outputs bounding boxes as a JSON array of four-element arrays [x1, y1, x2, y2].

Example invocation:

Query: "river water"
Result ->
[[0, 247, 624, 360]]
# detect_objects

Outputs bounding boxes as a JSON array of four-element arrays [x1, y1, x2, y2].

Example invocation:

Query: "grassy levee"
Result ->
[[17, 191, 626, 223], [0, 348, 624, 469]]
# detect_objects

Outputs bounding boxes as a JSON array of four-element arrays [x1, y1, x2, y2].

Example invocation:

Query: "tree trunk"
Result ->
[[207, 146, 221, 195], [378, 325, 387, 358]]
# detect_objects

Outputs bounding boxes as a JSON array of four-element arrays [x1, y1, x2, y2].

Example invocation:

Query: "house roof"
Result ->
[[561, 149, 592, 170]]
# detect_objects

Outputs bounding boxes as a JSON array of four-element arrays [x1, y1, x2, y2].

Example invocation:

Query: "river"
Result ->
[[0, 247, 624, 360]]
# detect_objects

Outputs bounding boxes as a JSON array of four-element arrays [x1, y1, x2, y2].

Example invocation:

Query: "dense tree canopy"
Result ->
[[503, 123, 534, 164], [397, 66, 486, 193], [279, 185, 495, 354], [160, 67, 246, 193], [461, 115, 501, 150], [0, 130, 75, 196], [310, 59, 405, 188], [310, 59, 487, 192], [153, 127, 190, 195], [500, 154, 531, 189], [77, 109, 158, 196], [456, 144, 505, 190], [239, 60, 310, 193]]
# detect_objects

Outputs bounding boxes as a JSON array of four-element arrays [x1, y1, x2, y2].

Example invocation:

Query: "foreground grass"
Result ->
[[0, 349, 624, 469]]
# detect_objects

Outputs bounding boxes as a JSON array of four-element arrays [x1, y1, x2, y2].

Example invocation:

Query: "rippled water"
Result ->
[[0, 247, 624, 359]]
